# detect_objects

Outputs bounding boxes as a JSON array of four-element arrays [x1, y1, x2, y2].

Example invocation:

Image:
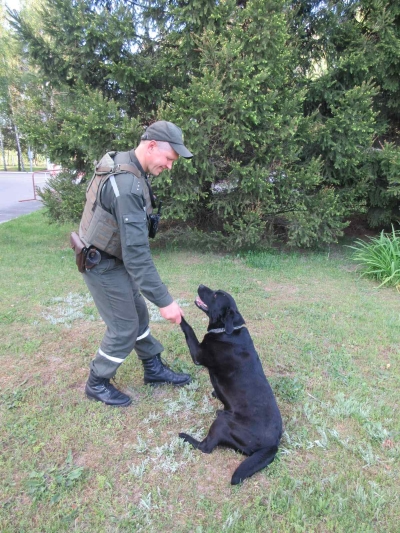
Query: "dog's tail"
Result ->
[[231, 445, 278, 485]]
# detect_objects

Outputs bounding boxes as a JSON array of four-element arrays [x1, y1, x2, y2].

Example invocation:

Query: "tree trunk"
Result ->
[[13, 122, 24, 171], [0, 128, 7, 171]]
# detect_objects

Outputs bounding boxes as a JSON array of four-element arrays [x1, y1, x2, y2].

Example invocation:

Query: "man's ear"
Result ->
[[224, 308, 235, 334], [147, 140, 158, 153]]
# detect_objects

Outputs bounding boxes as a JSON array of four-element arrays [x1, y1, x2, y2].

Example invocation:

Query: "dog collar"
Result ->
[[206, 324, 246, 334]]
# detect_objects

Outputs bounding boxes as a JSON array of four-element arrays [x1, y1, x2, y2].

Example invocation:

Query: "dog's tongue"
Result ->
[[196, 296, 207, 308]]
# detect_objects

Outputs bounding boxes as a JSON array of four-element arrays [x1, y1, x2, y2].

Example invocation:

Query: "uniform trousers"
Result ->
[[82, 257, 164, 379]]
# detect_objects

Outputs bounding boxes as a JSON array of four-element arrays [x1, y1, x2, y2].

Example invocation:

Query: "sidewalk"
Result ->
[[0, 171, 50, 224]]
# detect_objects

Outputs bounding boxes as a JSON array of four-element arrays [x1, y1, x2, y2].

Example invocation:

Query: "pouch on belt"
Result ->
[[70, 231, 88, 273]]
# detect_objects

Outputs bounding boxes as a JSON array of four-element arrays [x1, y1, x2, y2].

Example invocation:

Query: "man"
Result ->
[[79, 121, 193, 406]]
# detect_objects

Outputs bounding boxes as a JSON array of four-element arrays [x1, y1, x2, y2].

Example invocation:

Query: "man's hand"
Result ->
[[160, 301, 184, 324]]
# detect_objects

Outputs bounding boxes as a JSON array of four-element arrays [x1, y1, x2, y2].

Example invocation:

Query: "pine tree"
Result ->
[[7, 0, 400, 243], [142, 0, 347, 247], [293, 0, 400, 228]]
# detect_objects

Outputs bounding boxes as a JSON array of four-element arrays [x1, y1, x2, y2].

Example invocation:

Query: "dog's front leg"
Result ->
[[180, 317, 204, 366]]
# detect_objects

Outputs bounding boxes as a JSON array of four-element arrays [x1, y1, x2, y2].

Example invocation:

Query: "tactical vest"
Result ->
[[79, 151, 153, 259]]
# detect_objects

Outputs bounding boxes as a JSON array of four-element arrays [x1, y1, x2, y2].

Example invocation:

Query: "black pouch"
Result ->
[[148, 201, 162, 239], [85, 248, 101, 269]]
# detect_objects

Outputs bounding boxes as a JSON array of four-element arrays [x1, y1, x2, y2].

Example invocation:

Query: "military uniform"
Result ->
[[82, 149, 172, 380], [79, 120, 193, 406]]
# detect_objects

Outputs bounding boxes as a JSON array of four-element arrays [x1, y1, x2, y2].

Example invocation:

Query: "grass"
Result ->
[[0, 210, 399, 532]]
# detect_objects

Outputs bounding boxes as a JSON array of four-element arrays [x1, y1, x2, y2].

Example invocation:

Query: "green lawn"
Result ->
[[0, 211, 399, 532]]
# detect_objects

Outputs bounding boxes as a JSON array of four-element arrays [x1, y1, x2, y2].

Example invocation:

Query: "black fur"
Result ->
[[179, 284, 282, 485]]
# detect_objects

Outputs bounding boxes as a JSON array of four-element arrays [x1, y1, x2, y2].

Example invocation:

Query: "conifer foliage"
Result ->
[[6, 0, 400, 246]]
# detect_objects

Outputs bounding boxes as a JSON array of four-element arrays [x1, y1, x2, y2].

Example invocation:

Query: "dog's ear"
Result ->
[[224, 308, 235, 334]]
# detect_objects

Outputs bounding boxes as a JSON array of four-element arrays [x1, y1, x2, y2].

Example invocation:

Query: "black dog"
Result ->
[[179, 284, 282, 485]]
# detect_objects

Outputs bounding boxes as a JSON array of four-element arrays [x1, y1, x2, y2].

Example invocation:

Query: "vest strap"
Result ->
[[95, 163, 142, 176], [94, 162, 143, 207]]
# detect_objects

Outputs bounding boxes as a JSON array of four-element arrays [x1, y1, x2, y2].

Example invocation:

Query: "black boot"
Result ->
[[85, 371, 132, 407], [142, 355, 191, 386]]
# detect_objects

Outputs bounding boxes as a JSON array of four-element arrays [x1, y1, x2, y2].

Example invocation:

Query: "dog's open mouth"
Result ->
[[195, 296, 208, 311]]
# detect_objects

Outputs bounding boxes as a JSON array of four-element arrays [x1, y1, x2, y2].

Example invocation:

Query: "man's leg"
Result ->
[[130, 287, 164, 360], [129, 277, 191, 386], [83, 258, 190, 400], [82, 258, 139, 405]]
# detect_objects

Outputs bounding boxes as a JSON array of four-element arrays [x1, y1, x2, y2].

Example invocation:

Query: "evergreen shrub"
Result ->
[[37, 170, 86, 224]]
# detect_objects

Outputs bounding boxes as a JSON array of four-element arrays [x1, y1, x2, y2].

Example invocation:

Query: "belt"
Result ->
[[98, 250, 117, 260]]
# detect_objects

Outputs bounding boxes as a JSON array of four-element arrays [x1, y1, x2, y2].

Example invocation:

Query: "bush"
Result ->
[[153, 224, 281, 253], [37, 170, 86, 224], [349, 226, 400, 288]]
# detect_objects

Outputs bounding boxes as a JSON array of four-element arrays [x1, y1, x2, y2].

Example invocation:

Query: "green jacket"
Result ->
[[98, 149, 173, 308]]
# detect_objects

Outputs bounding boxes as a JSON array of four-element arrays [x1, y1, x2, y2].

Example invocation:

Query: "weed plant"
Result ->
[[349, 226, 400, 287]]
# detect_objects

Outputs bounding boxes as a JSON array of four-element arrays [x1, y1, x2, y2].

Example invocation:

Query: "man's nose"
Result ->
[[166, 160, 173, 170]]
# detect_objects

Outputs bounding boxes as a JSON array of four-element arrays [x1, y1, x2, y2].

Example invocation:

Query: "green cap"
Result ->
[[141, 120, 193, 159]]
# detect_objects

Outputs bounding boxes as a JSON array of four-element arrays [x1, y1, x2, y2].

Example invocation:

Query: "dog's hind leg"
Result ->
[[179, 432, 202, 449], [179, 431, 219, 454], [179, 417, 227, 454], [230, 445, 278, 485]]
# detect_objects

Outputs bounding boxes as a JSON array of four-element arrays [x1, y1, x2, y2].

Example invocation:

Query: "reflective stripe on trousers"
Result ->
[[82, 257, 164, 379]]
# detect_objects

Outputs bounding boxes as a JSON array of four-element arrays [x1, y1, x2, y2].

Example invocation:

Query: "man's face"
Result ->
[[147, 141, 179, 176]]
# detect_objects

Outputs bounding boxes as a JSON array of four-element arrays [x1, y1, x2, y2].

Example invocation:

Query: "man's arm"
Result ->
[[108, 175, 182, 323]]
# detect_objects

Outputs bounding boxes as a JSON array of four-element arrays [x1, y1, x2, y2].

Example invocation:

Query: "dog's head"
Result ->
[[195, 284, 245, 334]]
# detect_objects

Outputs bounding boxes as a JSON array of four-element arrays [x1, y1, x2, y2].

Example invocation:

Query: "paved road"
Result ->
[[0, 171, 50, 224]]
